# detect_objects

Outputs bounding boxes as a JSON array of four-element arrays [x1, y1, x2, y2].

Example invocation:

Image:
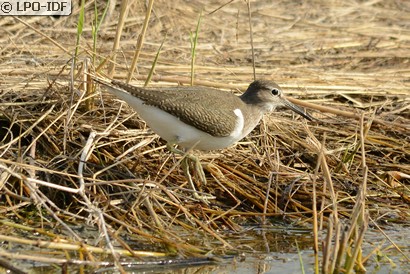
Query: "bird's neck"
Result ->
[[238, 104, 266, 140]]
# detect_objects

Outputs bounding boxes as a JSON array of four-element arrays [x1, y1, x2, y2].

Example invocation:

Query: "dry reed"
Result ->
[[0, 0, 409, 272]]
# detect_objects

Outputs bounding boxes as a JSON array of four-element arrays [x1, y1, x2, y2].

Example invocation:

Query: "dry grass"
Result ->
[[0, 0, 409, 272]]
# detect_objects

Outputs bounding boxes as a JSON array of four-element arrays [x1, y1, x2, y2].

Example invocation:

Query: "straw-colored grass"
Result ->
[[0, 0, 409, 272]]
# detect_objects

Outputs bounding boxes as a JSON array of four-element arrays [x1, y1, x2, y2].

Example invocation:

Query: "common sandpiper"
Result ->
[[93, 76, 313, 201]]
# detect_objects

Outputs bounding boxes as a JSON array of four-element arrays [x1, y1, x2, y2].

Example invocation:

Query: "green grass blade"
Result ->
[[190, 11, 202, 86], [145, 34, 167, 87], [92, 0, 109, 65], [295, 239, 305, 274], [74, 0, 85, 67]]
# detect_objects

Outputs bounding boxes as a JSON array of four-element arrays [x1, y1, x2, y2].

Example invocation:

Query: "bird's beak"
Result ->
[[282, 97, 314, 121]]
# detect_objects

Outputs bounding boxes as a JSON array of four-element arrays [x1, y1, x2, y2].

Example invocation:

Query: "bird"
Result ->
[[92, 76, 313, 201]]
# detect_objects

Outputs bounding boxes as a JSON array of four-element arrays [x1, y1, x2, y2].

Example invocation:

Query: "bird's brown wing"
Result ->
[[112, 81, 242, 137]]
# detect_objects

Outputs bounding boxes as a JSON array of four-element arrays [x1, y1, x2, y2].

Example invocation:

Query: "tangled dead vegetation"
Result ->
[[0, 0, 409, 271]]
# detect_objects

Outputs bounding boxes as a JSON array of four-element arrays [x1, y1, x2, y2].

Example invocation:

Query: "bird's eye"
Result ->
[[271, 88, 280, 96]]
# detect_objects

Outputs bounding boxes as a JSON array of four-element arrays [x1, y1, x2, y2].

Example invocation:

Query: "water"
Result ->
[[4, 223, 409, 273]]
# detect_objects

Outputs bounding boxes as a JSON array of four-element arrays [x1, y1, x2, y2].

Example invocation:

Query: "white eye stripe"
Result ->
[[230, 109, 244, 138]]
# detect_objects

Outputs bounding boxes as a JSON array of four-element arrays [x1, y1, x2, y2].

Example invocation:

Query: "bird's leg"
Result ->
[[166, 144, 215, 202], [185, 153, 207, 186]]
